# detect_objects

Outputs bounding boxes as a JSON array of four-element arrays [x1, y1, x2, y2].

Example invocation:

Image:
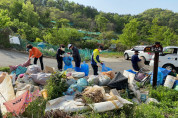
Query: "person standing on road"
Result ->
[[26, 44, 44, 70], [56, 44, 65, 70], [131, 50, 141, 71], [68, 44, 81, 68], [91, 45, 103, 75]]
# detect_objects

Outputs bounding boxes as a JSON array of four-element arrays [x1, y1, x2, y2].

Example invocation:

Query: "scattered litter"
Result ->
[[145, 98, 159, 104]]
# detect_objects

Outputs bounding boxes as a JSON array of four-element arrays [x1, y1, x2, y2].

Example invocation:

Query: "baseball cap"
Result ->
[[68, 44, 72, 49]]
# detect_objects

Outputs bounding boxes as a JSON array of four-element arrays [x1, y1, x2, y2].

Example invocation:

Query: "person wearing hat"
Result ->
[[131, 50, 141, 71], [91, 45, 103, 75], [68, 44, 81, 68], [26, 44, 44, 70], [56, 44, 65, 70]]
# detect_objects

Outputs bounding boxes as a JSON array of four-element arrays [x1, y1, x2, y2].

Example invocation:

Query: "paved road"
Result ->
[[0, 49, 133, 74]]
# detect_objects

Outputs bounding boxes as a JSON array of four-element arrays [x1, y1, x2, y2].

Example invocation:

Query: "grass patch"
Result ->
[[0, 67, 10, 73], [100, 52, 124, 58]]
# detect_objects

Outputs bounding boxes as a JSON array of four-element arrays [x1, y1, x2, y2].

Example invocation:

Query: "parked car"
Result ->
[[124, 45, 154, 63], [149, 46, 178, 72]]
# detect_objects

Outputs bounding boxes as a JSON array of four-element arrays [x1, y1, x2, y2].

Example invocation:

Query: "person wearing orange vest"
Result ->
[[26, 44, 44, 70]]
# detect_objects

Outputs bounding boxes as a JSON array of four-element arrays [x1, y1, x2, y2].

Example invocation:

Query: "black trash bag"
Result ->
[[107, 72, 128, 90]]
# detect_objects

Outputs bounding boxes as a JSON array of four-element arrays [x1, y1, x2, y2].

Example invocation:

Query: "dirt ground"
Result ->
[[0, 49, 133, 74]]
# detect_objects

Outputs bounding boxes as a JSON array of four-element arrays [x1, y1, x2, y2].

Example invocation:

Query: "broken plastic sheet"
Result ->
[[0, 73, 16, 114], [45, 95, 90, 112]]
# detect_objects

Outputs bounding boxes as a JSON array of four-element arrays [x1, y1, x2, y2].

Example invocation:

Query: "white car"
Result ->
[[149, 46, 178, 72], [124, 45, 154, 63]]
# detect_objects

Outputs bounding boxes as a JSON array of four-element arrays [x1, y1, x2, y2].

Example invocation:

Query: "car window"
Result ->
[[133, 46, 145, 51], [163, 48, 177, 54]]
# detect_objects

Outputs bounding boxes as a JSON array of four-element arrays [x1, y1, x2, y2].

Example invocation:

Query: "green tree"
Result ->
[[99, 31, 118, 40], [119, 19, 140, 48], [95, 14, 109, 32], [44, 28, 83, 45], [56, 18, 70, 28], [149, 18, 175, 46], [19, 1, 39, 27], [10, 0, 23, 19], [0, 10, 11, 28]]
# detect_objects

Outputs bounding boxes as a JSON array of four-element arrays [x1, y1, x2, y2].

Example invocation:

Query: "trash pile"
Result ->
[[0, 59, 177, 117]]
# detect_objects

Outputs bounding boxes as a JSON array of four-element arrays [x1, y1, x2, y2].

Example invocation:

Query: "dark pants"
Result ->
[[132, 64, 140, 71], [57, 60, 63, 70], [34, 55, 44, 70], [92, 64, 98, 75], [75, 60, 81, 68]]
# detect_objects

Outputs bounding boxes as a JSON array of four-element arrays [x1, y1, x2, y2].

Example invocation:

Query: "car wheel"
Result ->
[[124, 53, 129, 60], [162, 64, 176, 72]]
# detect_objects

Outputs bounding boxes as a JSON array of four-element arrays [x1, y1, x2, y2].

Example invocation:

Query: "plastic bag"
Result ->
[[17, 73, 35, 85], [102, 71, 115, 79], [88, 75, 99, 85], [15, 66, 27, 77], [101, 64, 112, 72], [45, 95, 90, 112], [107, 72, 128, 90], [164, 75, 176, 89], [99, 75, 111, 86], [9, 59, 31, 71], [63, 56, 73, 70], [26, 65, 41, 74], [72, 72, 85, 78], [150, 67, 171, 85], [77, 78, 88, 87], [64, 84, 83, 95], [32, 73, 51, 85], [80, 61, 89, 76], [66, 79, 77, 87]]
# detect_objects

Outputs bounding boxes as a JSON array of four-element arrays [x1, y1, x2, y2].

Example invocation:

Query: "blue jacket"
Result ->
[[131, 54, 141, 65]]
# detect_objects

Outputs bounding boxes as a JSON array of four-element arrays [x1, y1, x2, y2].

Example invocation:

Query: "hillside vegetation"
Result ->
[[0, 0, 178, 50]]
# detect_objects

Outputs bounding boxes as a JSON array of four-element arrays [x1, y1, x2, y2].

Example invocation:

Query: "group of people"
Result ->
[[26, 44, 104, 75]]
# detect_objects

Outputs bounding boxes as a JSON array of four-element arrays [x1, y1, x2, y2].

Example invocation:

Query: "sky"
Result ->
[[68, 0, 178, 15]]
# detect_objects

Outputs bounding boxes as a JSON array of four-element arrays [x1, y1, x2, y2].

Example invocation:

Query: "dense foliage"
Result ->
[[0, 0, 178, 49]]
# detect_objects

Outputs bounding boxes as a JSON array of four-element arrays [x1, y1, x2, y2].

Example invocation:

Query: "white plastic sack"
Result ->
[[89, 100, 123, 112], [9, 36, 20, 45], [138, 57, 145, 69], [88, 75, 99, 85], [45, 95, 90, 112], [164, 75, 176, 89], [32, 72, 51, 85], [15, 82, 39, 97], [128, 73, 135, 85], [123, 70, 130, 78], [26, 65, 41, 74], [0, 74, 15, 114], [99, 75, 111, 86], [72, 72, 85, 78], [16, 74, 35, 85], [145, 98, 159, 104]]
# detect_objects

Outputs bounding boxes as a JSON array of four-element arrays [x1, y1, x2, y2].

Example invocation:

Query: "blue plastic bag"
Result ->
[[63, 84, 83, 95], [80, 61, 89, 76], [63, 56, 73, 70], [101, 63, 112, 72], [77, 78, 88, 87], [150, 67, 171, 85], [126, 69, 137, 74]]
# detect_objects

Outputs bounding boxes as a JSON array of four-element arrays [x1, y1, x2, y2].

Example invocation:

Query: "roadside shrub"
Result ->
[[0, 67, 10, 73], [0, 28, 11, 48], [133, 104, 164, 118], [45, 71, 68, 100], [22, 98, 47, 118]]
